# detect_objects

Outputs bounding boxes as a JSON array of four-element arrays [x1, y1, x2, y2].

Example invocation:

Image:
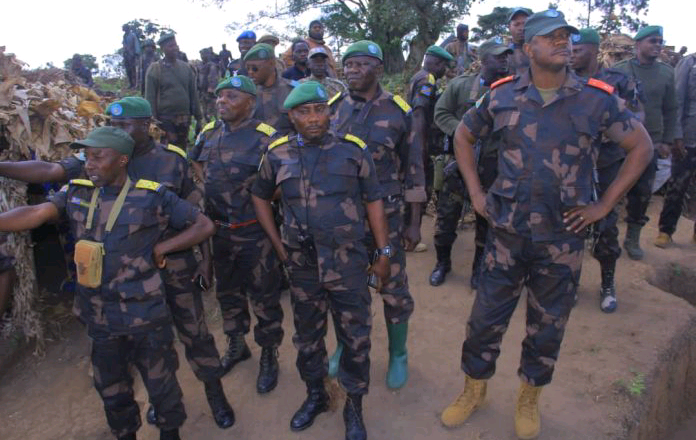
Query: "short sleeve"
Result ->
[[158, 188, 200, 230], [411, 80, 435, 110], [48, 185, 69, 216], [58, 154, 86, 180], [357, 148, 383, 202], [460, 91, 494, 140], [601, 94, 642, 145], [250, 153, 277, 200]]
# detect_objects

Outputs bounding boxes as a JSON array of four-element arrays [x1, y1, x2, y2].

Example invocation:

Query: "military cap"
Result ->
[[157, 32, 176, 46], [309, 19, 322, 28], [342, 40, 383, 63], [106, 97, 152, 119], [215, 75, 257, 96], [478, 37, 514, 58], [142, 39, 156, 48], [425, 45, 455, 61], [283, 81, 329, 109], [237, 30, 257, 41], [634, 25, 663, 41], [308, 47, 330, 59], [70, 126, 135, 156], [258, 34, 280, 46], [244, 43, 275, 61], [524, 9, 579, 43], [457, 24, 469, 30], [572, 28, 601, 45], [508, 7, 533, 22]]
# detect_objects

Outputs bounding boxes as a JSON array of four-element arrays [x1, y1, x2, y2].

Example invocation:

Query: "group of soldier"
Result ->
[[0, 6, 694, 440]]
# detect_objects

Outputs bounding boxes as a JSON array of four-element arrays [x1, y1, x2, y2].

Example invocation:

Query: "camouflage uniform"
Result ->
[[49, 178, 200, 437], [332, 86, 427, 324], [59, 141, 223, 383], [444, 41, 477, 75], [300, 75, 348, 99], [198, 60, 221, 122], [459, 69, 640, 385], [0, 233, 14, 273], [253, 70, 297, 135], [508, 43, 530, 75], [191, 119, 284, 348], [658, 54, 696, 235], [251, 131, 382, 394]]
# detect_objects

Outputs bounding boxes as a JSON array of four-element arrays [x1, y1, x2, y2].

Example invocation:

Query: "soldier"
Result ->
[[198, 48, 221, 122], [257, 34, 288, 73], [439, 11, 652, 439], [282, 40, 311, 81], [219, 43, 232, 73], [445, 24, 477, 75], [429, 38, 512, 288], [251, 81, 390, 440], [244, 43, 297, 135], [330, 41, 426, 390], [190, 76, 285, 393], [571, 28, 647, 312], [122, 24, 141, 89], [145, 33, 202, 149], [140, 40, 160, 95], [228, 30, 257, 76], [507, 7, 533, 75], [613, 25, 677, 260], [0, 97, 235, 430], [0, 126, 217, 440], [655, 50, 696, 247], [300, 47, 348, 97], [70, 54, 94, 87], [282, 20, 338, 77]]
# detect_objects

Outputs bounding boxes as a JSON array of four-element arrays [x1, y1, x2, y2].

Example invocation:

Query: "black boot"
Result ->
[[118, 434, 136, 440], [470, 245, 484, 290], [429, 245, 452, 286], [159, 429, 181, 440], [599, 260, 617, 313], [257, 346, 279, 394], [145, 405, 157, 425], [220, 332, 251, 375], [343, 394, 367, 440], [290, 380, 329, 431], [204, 379, 235, 429]]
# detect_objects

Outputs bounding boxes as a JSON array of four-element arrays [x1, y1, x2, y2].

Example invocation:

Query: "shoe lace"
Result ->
[[518, 387, 539, 419], [454, 380, 479, 405], [260, 347, 278, 373], [346, 398, 364, 427], [226, 334, 244, 358]]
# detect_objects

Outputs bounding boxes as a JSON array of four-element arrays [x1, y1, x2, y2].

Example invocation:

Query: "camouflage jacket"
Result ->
[[300, 75, 348, 99], [462, 68, 640, 242], [331, 86, 427, 203], [251, 131, 382, 282], [508, 43, 529, 76], [50, 178, 199, 335], [254, 70, 297, 135], [674, 53, 696, 146], [198, 60, 221, 93], [445, 41, 477, 75], [408, 69, 444, 154], [192, 118, 276, 237]]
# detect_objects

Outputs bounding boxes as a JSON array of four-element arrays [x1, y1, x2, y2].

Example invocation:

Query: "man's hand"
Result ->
[[672, 139, 687, 161], [656, 143, 672, 159], [372, 255, 390, 282], [471, 191, 488, 219], [402, 224, 421, 251], [562, 202, 611, 234], [192, 258, 213, 290], [153, 243, 167, 269]]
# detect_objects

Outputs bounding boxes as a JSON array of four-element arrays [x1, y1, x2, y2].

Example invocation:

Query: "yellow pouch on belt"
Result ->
[[74, 240, 105, 288]]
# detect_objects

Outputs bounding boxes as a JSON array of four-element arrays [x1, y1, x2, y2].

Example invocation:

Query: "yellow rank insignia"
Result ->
[[166, 144, 187, 160], [343, 134, 367, 149], [268, 135, 290, 150], [392, 95, 412, 114], [135, 179, 162, 191], [328, 92, 342, 106], [256, 123, 277, 137], [201, 120, 216, 133], [69, 179, 94, 187]]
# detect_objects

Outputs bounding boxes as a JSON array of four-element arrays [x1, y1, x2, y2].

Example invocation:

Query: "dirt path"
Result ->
[[1, 199, 695, 440]]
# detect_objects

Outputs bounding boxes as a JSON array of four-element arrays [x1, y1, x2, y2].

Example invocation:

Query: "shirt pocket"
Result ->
[[325, 158, 359, 196], [485, 179, 518, 226], [276, 159, 302, 200]]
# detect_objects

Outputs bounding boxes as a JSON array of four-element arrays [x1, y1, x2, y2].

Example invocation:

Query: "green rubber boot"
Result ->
[[328, 342, 343, 378], [386, 321, 409, 389]]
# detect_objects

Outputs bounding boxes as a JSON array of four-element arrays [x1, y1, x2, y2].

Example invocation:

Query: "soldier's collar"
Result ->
[[133, 138, 157, 158]]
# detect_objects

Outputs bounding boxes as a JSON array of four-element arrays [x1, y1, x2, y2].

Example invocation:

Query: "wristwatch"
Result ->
[[376, 245, 393, 258]]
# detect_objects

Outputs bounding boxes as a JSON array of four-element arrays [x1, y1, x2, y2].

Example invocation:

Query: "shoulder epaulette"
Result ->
[[165, 144, 187, 160], [268, 135, 290, 150], [256, 123, 277, 137], [328, 92, 343, 106], [490, 75, 515, 89], [201, 120, 216, 134], [343, 134, 367, 149], [135, 179, 163, 192], [69, 179, 94, 187], [392, 95, 412, 114], [587, 78, 615, 95], [290, 80, 300, 88], [427, 73, 436, 85]]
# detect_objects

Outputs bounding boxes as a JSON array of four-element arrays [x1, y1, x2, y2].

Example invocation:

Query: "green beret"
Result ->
[[478, 37, 513, 58], [70, 126, 135, 157], [215, 75, 257, 96], [283, 81, 329, 109], [425, 45, 454, 62], [157, 32, 176, 46], [572, 28, 600, 45], [507, 7, 533, 22], [524, 9, 579, 43], [634, 25, 663, 41], [342, 40, 383, 63], [243, 43, 275, 61], [106, 97, 152, 119]]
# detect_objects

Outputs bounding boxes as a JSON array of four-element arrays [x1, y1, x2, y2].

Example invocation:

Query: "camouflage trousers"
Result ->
[[625, 151, 657, 226], [461, 228, 583, 386], [659, 147, 696, 235], [365, 196, 414, 324], [592, 160, 622, 264], [162, 249, 222, 382], [90, 325, 186, 437], [213, 229, 284, 347], [158, 114, 190, 150], [200, 92, 217, 123], [288, 259, 372, 395]]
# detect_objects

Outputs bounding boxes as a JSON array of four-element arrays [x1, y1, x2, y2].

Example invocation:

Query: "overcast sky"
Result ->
[[2, 0, 694, 69]]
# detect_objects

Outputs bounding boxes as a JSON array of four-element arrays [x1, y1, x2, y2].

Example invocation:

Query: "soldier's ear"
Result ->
[[523, 42, 532, 59], [119, 155, 129, 167]]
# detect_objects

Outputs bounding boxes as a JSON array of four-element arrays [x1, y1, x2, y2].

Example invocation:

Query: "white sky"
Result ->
[[1, 0, 694, 69]]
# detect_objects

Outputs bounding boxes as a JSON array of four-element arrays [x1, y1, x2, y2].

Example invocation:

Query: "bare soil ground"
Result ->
[[1, 198, 695, 440]]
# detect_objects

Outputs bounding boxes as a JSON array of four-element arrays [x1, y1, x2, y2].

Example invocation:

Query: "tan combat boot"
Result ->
[[515, 382, 542, 439], [440, 375, 487, 428], [654, 232, 673, 248]]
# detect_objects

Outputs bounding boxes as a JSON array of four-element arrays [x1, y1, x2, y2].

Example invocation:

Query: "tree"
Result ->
[[100, 53, 125, 78], [63, 54, 98, 73], [470, 7, 512, 42], [122, 19, 174, 46], [574, 0, 648, 33]]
